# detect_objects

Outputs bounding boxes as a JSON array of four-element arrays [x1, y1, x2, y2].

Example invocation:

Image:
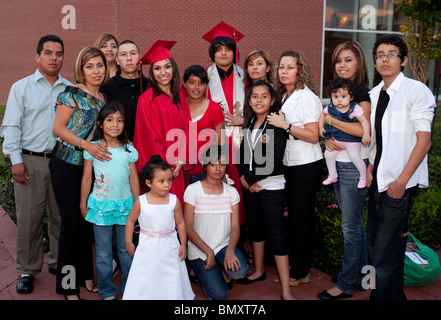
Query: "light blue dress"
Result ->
[[84, 141, 138, 225]]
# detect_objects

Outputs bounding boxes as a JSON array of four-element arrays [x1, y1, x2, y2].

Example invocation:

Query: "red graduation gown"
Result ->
[[134, 88, 188, 205]]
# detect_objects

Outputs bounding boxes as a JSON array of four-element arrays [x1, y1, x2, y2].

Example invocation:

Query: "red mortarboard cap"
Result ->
[[137, 40, 176, 94], [137, 40, 177, 65], [202, 21, 244, 62], [202, 21, 244, 43]]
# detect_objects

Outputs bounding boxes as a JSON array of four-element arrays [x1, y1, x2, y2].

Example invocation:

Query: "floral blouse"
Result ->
[[52, 86, 105, 165]]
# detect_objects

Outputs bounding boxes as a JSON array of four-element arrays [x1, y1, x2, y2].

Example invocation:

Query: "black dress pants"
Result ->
[[285, 159, 322, 279], [49, 156, 94, 295]]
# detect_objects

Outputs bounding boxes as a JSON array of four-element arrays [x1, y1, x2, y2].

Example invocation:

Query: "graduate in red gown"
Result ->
[[202, 21, 247, 225], [133, 40, 188, 204]]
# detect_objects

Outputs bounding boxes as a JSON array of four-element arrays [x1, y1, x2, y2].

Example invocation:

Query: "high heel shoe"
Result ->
[[289, 271, 310, 287], [237, 271, 267, 285]]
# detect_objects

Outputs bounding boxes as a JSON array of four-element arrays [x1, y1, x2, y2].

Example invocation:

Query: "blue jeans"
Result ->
[[367, 183, 417, 300], [93, 224, 133, 299], [184, 172, 206, 188], [189, 246, 249, 300], [333, 160, 368, 295]]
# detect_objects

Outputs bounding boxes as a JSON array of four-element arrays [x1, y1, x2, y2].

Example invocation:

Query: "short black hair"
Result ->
[[138, 155, 171, 189], [183, 65, 209, 83], [118, 40, 140, 55], [372, 35, 408, 71], [328, 77, 356, 99], [208, 36, 236, 63], [201, 144, 228, 168], [37, 35, 64, 55]]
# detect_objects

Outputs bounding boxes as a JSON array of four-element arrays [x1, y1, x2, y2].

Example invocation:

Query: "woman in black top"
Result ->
[[236, 80, 294, 300], [318, 41, 371, 300]]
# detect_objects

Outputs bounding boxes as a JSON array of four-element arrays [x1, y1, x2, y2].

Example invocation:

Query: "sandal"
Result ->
[[65, 294, 84, 300], [84, 280, 98, 293]]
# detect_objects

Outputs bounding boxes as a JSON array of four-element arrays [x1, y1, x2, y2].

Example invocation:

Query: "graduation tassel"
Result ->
[[233, 29, 240, 62], [139, 60, 143, 94]]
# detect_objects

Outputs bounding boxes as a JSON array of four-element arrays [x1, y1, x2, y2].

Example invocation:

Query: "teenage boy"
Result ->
[[100, 40, 149, 142], [0, 35, 71, 293], [366, 35, 436, 300], [202, 21, 246, 226]]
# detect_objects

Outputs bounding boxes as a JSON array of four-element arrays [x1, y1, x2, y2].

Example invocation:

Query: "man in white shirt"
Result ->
[[366, 35, 436, 300], [0, 35, 71, 293]]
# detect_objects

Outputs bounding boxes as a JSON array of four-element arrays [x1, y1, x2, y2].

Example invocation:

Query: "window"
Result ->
[[321, 0, 407, 100]]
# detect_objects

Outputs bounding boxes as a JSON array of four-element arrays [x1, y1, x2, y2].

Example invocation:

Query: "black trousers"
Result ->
[[242, 188, 289, 256], [284, 160, 322, 279], [49, 156, 94, 295]]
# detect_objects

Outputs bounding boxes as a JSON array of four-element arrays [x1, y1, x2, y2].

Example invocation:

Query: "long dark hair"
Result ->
[[148, 57, 181, 106], [92, 101, 130, 152], [243, 80, 282, 129], [243, 50, 274, 95], [331, 41, 369, 87]]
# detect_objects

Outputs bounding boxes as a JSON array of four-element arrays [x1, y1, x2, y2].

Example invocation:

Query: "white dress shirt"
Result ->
[[369, 72, 436, 192], [281, 85, 323, 166], [0, 69, 71, 165]]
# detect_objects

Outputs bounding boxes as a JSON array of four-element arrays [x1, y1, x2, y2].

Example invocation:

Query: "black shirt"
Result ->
[[372, 89, 390, 181], [100, 71, 149, 142], [216, 64, 234, 81], [354, 85, 371, 104]]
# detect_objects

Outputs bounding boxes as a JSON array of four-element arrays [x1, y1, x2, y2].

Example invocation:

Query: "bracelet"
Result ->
[[396, 178, 405, 191], [286, 123, 292, 133], [78, 137, 82, 150], [328, 115, 332, 126]]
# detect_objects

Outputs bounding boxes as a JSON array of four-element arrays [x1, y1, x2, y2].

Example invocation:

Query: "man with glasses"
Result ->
[[366, 35, 436, 300]]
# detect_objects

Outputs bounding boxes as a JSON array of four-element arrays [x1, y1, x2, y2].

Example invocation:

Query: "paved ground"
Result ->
[[1, 208, 440, 302]]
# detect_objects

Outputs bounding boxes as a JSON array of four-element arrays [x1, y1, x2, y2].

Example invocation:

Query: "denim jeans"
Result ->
[[333, 160, 368, 295], [189, 246, 249, 300], [93, 224, 133, 299], [184, 172, 206, 188], [367, 183, 417, 300]]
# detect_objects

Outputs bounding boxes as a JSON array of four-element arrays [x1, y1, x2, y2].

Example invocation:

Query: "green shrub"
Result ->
[[409, 188, 441, 249], [313, 186, 345, 275], [0, 158, 15, 219], [427, 154, 441, 191]]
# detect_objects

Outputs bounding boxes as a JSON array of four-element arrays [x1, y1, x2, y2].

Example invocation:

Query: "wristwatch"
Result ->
[[286, 123, 292, 133]]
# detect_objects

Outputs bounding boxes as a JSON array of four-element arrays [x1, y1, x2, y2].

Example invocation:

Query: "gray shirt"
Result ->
[[0, 69, 71, 165]]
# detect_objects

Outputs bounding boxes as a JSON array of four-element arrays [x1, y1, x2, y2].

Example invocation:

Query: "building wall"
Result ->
[[0, 0, 324, 104]]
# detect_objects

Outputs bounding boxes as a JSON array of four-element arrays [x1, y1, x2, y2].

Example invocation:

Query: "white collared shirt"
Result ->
[[0, 69, 71, 164], [281, 85, 323, 166], [369, 72, 436, 192]]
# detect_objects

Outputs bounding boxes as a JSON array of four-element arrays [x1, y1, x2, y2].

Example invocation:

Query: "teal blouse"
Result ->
[[84, 142, 139, 226], [53, 86, 105, 165]]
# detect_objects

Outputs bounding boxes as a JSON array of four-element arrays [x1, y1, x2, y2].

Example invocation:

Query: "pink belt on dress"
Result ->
[[140, 228, 176, 238]]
